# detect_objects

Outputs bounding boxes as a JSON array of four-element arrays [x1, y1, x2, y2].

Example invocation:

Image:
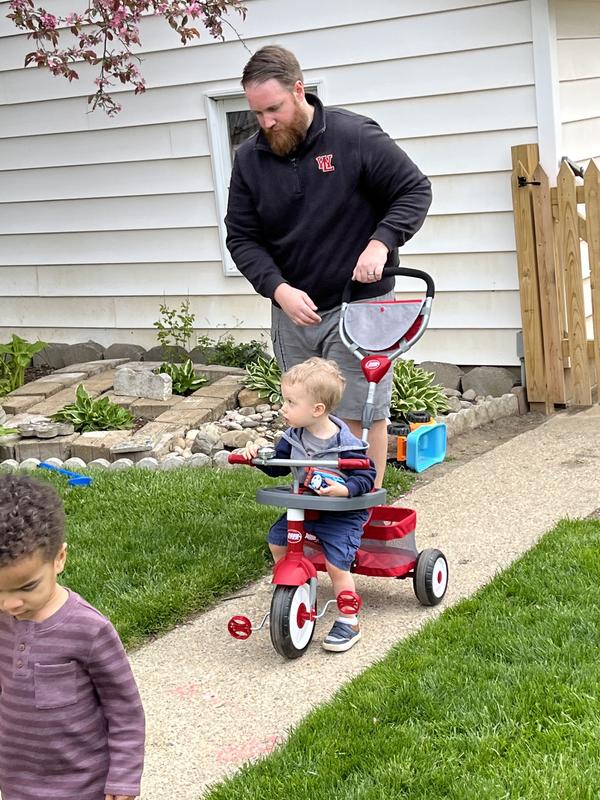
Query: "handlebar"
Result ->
[[341, 265, 435, 305], [227, 454, 371, 470]]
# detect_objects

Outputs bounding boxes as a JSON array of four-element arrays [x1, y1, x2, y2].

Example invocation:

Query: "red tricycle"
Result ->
[[227, 267, 449, 659]]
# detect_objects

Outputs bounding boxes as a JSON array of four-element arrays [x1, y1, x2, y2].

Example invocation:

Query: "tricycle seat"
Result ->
[[256, 486, 387, 511]]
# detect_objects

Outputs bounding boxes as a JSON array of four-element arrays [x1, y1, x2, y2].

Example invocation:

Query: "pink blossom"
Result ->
[[40, 13, 57, 27]]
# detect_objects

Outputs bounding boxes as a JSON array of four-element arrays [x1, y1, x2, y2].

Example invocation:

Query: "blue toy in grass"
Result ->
[[38, 461, 92, 487]]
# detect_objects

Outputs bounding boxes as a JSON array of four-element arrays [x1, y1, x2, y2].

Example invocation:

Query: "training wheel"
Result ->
[[337, 590, 362, 615], [228, 615, 253, 640]]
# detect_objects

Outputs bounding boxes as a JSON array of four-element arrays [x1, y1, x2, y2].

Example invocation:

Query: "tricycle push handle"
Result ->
[[341, 265, 435, 304]]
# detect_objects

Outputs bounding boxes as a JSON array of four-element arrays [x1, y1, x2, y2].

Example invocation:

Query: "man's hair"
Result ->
[[0, 475, 65, 566], [242, 45, 303, 91], [282, 358, 346, 412]]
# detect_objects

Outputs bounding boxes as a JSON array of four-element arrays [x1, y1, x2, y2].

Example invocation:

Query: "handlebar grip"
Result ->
[[338, 458, 371, 470], [342, 266, 435, 304], [228, 453, 252, 465]]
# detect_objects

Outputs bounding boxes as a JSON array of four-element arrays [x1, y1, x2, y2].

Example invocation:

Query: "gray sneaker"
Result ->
[[322, 620, 361, 652]]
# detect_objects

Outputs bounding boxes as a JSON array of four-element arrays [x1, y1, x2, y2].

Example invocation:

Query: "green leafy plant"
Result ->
[[0, 334, 47, 396], [155, 359, 207, 396], [52, 384, 134, 432], [244, 356, 282, 405], [390, 359, 449, 420], [196, 334, 268, 369], [0, 426, 18, 437], [153, 298, 195, 362]]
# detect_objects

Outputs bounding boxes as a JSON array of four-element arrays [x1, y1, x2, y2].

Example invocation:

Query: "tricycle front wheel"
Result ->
[[270, 583, 316, 659], [413, 548, 448, 606]]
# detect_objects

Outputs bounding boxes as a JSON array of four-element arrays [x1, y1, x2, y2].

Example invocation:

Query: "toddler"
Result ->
[[0, 474, 145, 800], [244, 357, 375, 651]]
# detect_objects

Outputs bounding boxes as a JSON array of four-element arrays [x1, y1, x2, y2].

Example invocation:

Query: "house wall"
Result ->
[[555, 0, 600, 164], [0, 0, 540, 364]]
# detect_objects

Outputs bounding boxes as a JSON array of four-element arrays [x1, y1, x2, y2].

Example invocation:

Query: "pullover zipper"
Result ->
[[290, 157, 302, 194]]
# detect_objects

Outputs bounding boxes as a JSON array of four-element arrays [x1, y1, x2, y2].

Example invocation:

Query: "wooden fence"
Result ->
[[511, 143, 600, 412]]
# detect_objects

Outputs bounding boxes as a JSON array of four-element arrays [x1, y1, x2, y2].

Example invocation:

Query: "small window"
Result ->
[[206, 84, 321, 276]]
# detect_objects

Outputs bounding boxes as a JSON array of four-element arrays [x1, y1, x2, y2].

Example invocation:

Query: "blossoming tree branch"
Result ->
[[7, 0, 246, 115]]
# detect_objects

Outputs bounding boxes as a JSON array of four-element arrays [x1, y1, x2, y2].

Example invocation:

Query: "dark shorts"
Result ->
[[271, 291, 394, 421], [268, 511, 368, 571]]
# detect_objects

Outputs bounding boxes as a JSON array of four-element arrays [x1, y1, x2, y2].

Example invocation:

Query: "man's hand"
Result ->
[[274, 284, 321, 326], [317, 479, 349, 498], [352, 239, 389, 283]]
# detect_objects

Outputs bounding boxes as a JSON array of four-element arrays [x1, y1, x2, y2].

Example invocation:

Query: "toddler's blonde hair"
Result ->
[[282, 357, 346, 412]]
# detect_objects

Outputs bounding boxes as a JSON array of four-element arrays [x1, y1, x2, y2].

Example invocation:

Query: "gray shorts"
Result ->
[[271, 292, 393, 421]]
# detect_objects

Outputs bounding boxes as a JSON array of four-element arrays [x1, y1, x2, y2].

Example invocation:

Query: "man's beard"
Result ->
[[264, 100, 309, 157]]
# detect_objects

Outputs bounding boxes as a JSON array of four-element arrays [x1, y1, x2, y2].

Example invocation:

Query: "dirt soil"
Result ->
[[413, 411, 547, 487]]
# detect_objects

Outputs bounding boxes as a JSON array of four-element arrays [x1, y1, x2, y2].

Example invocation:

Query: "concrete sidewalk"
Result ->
[[131, 407, 600, 800]]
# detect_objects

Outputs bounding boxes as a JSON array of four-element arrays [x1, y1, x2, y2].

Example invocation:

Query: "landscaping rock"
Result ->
[[418, 361, 464, 391], [143, 345, 188, 363], [32, 343, 70, 369], [192, 428, 224, 456], [188, 453, 211, 468], [109, 458, 134, 470], [0, 459, 18, 470], [63, 341, 105, 365], [237, 388, 262, 407], [88, 458, 111, 469], [212, 450, 234, 468], [19, 458, 40, 471], [462, 389, 477, 402], [114, 367, 172, 400], [63, 457, 87, 470], [104, 343, 146, 361], [0, 406, 6, 425], [160, 456, 185, 470], [461, 366, 517, 398], [188, 346, 209, 364], [136, 457, 159, 470], [41, 457, 63, 468], [221, 430, 257, 449], [445, 396, 462, 413]]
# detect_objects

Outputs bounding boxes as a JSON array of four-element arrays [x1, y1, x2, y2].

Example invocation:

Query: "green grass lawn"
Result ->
[[203, 517, 600, 800], [37, 463, 413, 649]]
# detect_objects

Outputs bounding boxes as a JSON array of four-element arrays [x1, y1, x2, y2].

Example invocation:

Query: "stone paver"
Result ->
[[1, 396, 40, 415], [26, 383, 104, 417], [14, 434, 80, 462], [71, 431, 134, 463], [9, 380, 69, 398], [53, 358, 129, 376], [80, 370, 118, 395], [130, 397, 183, 420]]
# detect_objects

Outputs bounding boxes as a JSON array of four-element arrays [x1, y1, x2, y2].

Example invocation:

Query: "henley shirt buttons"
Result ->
[[16, 660, 23, 668], [18, 643, 25, 651]]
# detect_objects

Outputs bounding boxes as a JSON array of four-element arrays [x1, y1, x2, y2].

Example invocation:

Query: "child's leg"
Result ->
[[269, 543, 287, 562], [325, 561, 356, 599], [322, 560, 361, 652]]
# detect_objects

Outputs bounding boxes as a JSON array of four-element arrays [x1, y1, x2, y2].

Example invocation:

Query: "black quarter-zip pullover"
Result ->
[[225, 94, 432, 312]]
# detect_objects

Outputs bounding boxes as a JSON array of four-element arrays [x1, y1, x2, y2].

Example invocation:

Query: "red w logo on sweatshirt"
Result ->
[[315, 154, 335, 172]]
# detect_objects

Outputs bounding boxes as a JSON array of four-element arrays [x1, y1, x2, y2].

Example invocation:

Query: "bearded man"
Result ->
[[225, 45, 432, 487]]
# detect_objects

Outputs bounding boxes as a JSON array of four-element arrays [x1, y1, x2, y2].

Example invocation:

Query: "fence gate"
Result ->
[[511, 143, 600, 412]]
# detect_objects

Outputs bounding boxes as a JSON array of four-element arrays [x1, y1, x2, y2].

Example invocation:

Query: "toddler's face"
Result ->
[[0, 546, 66, 622], [281, 380, 321, 429]]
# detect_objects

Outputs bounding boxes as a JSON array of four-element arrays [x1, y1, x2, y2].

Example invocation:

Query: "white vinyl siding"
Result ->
[[0, 0, 543, 364], [556, 0, 600, 162]]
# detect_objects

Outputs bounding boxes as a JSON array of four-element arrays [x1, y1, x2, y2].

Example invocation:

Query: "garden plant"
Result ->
[[52, 383, 134, 432], [0, 334, 46, 396]]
